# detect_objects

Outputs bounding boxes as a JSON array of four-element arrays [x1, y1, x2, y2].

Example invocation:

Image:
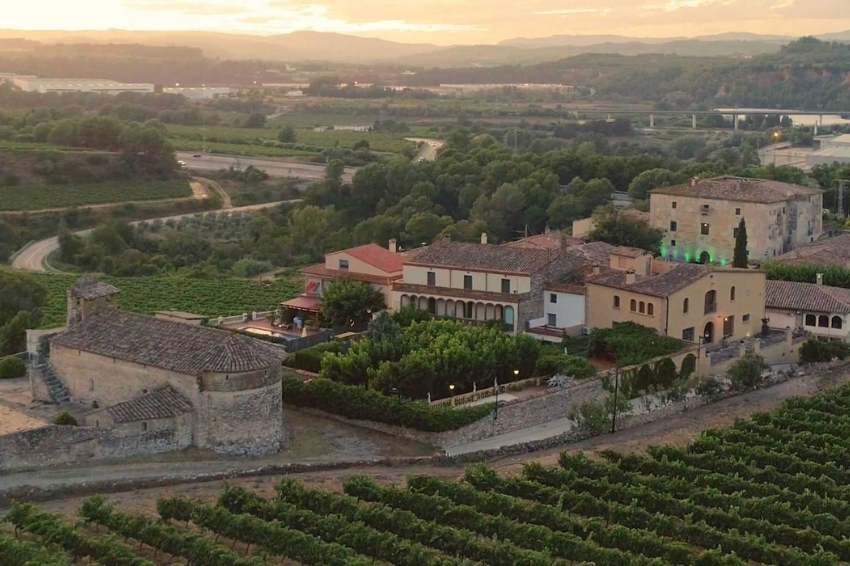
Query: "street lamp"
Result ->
[[449, 384, 455, 406], [610, 364, 620, 434]]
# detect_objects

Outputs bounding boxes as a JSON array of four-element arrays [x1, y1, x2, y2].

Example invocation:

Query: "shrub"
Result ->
[[231, 258, 273, 278], [589, 322, 683, 366], [679, 353, 697, 379], [0, 356, 26, 379], [53, 411, 78, 426], [799, 338, 850, 363], [569, 401, 610, 434], [728, 353, 769, 390], [284, 341, 343, 373], [281, 378, 492, 432]]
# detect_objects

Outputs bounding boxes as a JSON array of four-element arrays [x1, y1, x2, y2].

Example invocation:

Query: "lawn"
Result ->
[[32, 272, 302, 328], [0, 179, 192, 212]]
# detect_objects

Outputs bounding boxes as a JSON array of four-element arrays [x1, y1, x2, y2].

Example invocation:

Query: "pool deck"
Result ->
[[223, 319, 324, 339]]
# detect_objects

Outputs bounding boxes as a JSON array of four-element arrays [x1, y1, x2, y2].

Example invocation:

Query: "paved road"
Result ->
[[11, 200, 299, 273], [406, 138, 444, 162], [444, 417, 576, 456], [176, 152, 358, 182]]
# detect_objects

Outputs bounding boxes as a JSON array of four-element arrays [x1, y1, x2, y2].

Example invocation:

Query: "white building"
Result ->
[[765, 279, 850, 341], [11, 76, 154, 95], [162, 87, 232, 100]]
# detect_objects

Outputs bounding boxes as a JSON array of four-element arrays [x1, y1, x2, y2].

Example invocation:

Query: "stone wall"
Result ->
[[199, 381, 284, 455]]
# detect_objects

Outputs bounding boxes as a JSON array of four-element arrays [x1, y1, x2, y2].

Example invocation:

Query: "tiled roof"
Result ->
[[407, 240, 560, 275], [774, 234, 850, 268], [588, 263, 710, 298], [70, 277, 120, 300], [650, 176, 822, 204], [339, 244, 405, 273], [612, 246, 649, 258], [105, 385, 194, 423], [52, 310, 277, 376], [545, 242, 617, 287], [765, 280, 850, 314], [503, 232, 584, 250], [300, 263, 397, 285]]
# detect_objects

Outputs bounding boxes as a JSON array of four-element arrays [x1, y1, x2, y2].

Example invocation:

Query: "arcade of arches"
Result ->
[[399, 294, 516, 330]]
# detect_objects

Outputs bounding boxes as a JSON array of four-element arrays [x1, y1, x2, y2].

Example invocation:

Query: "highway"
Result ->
[[12, 200, 299, 273], [406, 138, 444, 162], [176, 152, 358, 183]]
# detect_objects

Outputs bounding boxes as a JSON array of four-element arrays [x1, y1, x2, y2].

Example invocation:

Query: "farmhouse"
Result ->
[[29, 278, 285, 456]]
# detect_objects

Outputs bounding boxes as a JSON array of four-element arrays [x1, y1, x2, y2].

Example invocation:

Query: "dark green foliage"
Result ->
[[52, 411, 78, 426], [654, 357, 679, 389], [799, 338, 850, 363], [590, 322, 684, 366], [281, 378, 493, 431], [588, 208, 665, 255], [635, 364, 655, 394], [728, 353, 769, 390], [733, 218, 748, 268], [283, 341, 344, 373], [536, 352, 597, 378], [392, 306, 432, 327], [0, 355, 25, 378], [320, 278, 386, 331], [680, 353, 697, 379], [763, 261, 850, 288]]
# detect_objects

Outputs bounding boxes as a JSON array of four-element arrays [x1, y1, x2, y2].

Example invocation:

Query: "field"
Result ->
[[7, 381, 850, 565], [0, 180, 193, 212], [31, 272, 301, 328]]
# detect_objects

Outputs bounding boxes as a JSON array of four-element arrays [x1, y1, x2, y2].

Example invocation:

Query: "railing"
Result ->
[[211, 314, 248, 326], [430, 376, 544, 407]]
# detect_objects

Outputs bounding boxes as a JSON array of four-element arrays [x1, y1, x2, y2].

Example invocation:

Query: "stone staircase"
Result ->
[[32, 356, 69, 403]]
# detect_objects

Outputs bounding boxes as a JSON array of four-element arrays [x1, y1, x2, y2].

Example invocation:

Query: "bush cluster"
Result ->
[[283, 341, 344, 373], [0, 355, 26, 379], [799, 338, 850, 363]]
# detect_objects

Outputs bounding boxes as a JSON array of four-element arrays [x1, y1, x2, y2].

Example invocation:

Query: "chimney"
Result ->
[[560, 234, 568, 253], [480, 232, 488, 245], [592, 263, 600, 275], [625, 269, 636, 285], [817, 273, 823, 286], [388, 238, 397, 253], [690, 177, 698, 187]]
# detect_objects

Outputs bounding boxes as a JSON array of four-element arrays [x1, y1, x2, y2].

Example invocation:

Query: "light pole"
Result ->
[[449, 384, 455, 406], [610, 365, 620, 434]]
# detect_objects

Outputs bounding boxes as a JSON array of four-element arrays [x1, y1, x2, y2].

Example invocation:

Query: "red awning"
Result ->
[[281, 295, 322, 313]]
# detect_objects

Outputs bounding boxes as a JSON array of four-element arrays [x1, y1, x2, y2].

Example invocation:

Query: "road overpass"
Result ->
[[564, 107, 850, 130]]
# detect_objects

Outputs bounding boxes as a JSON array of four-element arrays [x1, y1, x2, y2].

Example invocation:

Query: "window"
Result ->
[[639, 301, 646, 314], [704, 290, 717, 314], [701, 223, 710, 235], [427, 271, 436, 286], [647, 303, 654, 316], [142, 422, 148, 432], [723, 316, 734, 337], [735, 208, 741, 215], [669, 221, 677, 232], [550, 293, 557, 304], [427, 298, 436, 315], [465, 301, 474, 319], [548, 313, 557, 327], [338, 259, 349, 270], [671, 240, 677, 247], [832, 316, 843, 329], [630, 299, 637, 312], [730, 286, 736, 301], [682, 327, 695, 342], [672, 201, 677, 209], [806, 314, 816, 326], [614, 296, 621, 309], [683, 298, 689, 313], [463, 275, 473, 290], [502, 279, 511, 293], [819, 315, 829, 328], [743, 314, 750, 323], [733, 228, 738, 238]]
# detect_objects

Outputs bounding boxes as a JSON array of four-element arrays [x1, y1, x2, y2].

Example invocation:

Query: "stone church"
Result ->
[[28, 278, 285, 456]]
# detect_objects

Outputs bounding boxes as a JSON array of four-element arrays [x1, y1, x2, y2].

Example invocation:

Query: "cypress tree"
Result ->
[[733, 218, 748, 268]]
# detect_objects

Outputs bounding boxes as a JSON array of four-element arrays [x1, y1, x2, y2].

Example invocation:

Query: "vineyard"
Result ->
[[30, 272, 301, 328], [6, 383, 850, 564], [0, 180, 192, 211]]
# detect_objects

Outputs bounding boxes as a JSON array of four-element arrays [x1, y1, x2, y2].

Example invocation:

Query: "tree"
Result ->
[[325, 159, 346, 185], [728, 353, 768, 390], [0, 355, 26, 379], [278, 125, 296, 143], [627, 168, 685, 200], [0, 271, 46, 328], [588, 209, 664, 255], [733, 218, 748, 268], [244, 112, 267, 128], [320, 279, 386, 330]]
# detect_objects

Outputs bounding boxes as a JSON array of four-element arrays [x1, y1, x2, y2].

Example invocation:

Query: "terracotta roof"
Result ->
[[300, 263, 396, 286], [407, 240, 560, 274], [765, 280, 850, 314], [281, 295, 322, 313], [105, 385, 194, 423], [504, 232, 584, 250], [335, 244, 404, 273], [588, 263, 710, 298], [650, 176, 822, 204], [52, 310, 277, 376], [774, 233, 850, 268], [544, 242, 617, 288], [612, 246, 649, 258], [70, 277, 120, 300]]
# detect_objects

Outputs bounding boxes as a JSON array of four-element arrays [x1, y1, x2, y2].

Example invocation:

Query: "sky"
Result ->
[[4, 0, 850, 44]]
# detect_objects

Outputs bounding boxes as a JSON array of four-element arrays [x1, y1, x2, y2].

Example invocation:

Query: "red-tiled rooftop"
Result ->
[[765, 280, 850, 314], [650, 176, 822, 204], [336, 244, 405, 273], [408, 240, 561, 275], [504, 232, 584, 250], [300, 264, 397, 285]]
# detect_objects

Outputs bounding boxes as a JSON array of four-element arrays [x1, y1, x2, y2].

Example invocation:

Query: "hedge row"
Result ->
[[281, 378, 493, 432]]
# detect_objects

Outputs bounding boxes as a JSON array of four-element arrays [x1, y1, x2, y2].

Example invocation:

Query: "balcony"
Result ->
[[393, 282, 527, 303]]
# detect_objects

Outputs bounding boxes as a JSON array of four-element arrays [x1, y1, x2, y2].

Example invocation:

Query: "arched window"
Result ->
[[504, 306, 515, 325], [730, 286, 736, 301], [647, 303, 654, 316], [704, 290, 717, 314], [683, 298, 689, 314], [427, 297, 436, 315], [639, 301, 646, 314], [630, 299, 637, 312], [465, 301, 474, 319], [805, 314, 816, 326], [832, 316, 843, 329], [613, 296, 620, 308], [819, 315, 829, 328]]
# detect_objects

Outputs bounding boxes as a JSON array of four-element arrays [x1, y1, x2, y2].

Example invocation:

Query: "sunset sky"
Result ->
[[4, 0, 850, 44]]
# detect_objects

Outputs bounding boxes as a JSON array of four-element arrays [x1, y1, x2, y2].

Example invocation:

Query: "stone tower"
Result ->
[[67, 277, 120, 327]]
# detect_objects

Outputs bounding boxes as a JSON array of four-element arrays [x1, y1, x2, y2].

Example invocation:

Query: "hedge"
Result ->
[[0, 356, 26, 379], [281, 378, 493, 432], [284, 342, 344, 373]]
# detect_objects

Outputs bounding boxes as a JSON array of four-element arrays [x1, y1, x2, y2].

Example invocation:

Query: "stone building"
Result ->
[[30, 278, 284, 456], [649, 176, 823, 264]]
